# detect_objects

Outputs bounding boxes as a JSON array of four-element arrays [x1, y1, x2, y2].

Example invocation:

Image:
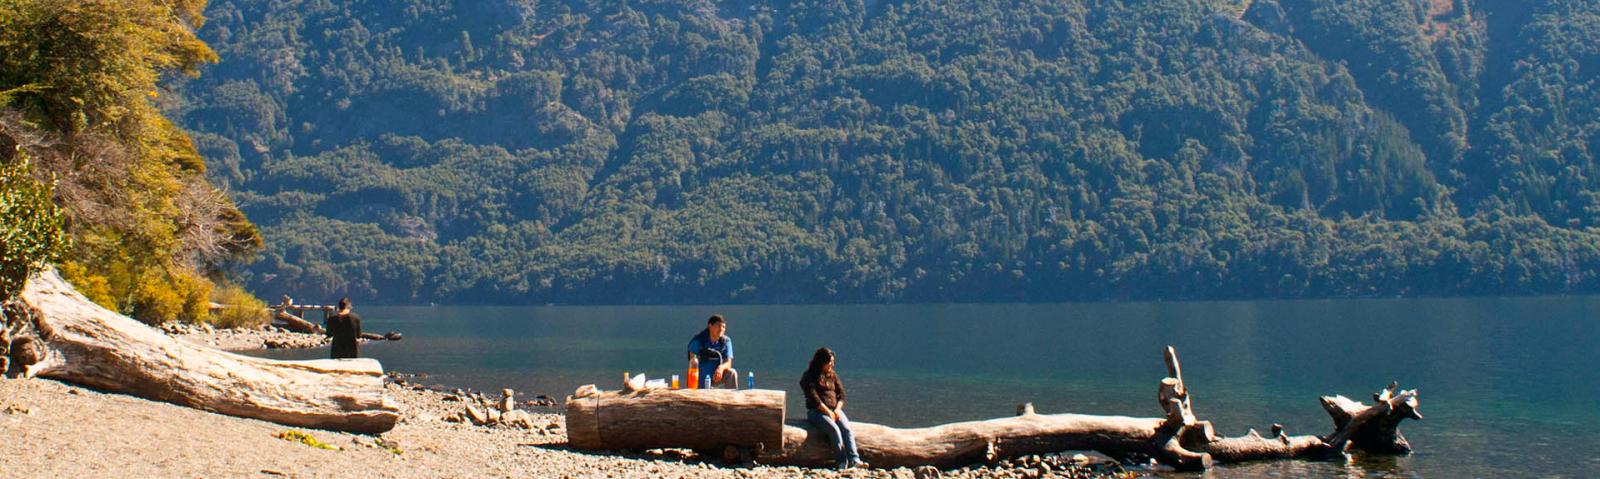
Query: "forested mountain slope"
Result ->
[[170, 0, 1600, 304]]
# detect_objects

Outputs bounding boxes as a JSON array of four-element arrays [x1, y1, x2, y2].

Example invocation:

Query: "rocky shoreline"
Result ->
[[1, 372, 1137, 478], [98, 325, 1142, 478], [363, 372, 1141, 479], [164, 322, 347, 351]]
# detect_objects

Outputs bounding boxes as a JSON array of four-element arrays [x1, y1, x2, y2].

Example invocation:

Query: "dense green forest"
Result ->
[[2, 0, 267, 324], [166, 0, 1600, 304]]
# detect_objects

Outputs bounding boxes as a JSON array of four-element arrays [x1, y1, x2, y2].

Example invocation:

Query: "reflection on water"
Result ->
[[251, 296, 1600, 478], [1199, 454, 1418, 479]]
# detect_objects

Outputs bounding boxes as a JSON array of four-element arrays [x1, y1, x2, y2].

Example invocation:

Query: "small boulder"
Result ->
[[1070, 451, 1117, 466], [500, 389, 516, 413], [502, 410, 534, 429], [913, 466, 941, 479], [464, 403, 490, 425]]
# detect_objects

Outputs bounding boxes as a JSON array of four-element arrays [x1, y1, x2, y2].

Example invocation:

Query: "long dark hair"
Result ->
[[804, 347, 835, 381]]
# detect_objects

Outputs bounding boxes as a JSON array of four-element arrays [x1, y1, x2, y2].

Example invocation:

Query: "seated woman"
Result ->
[[800, 347, 868, 469]]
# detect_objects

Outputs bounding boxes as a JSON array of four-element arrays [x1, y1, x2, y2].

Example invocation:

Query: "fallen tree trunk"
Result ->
[[766, 347, 1420, 470], [567, 389, 786, 453], [276, 310, 401, 341], [772, 411, 1172, 469], [3, 268, 399, 433], [566, 347, 1420, 470], [359, 331, 403, 341], [272, 310, 323, 334]]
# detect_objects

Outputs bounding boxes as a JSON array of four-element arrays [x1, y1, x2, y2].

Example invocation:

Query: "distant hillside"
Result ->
[[169, 0, 1600, 304]]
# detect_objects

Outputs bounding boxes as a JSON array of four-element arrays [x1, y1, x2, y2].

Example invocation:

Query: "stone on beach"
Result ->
[[464, 403, 490, 425], [502, 410, 534, 429]]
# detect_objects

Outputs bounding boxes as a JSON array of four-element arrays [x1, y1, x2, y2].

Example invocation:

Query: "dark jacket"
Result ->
[[326, 312, 361, 359], [800, 370, 845, 411]]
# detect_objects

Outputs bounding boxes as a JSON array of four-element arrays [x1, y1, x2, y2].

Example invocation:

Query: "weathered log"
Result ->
[[772, 410, 1171, 468], [5, 268, 399, 433], [558, 348, 1419, 471], [359, 331, 403, 341], [566, 388, 785, 453], [765, 347, 1418, 470], [272, 310, 323, 334]]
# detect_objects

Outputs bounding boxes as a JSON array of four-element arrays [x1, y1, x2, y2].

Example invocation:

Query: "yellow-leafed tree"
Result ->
[[1, 0, 263, 324]]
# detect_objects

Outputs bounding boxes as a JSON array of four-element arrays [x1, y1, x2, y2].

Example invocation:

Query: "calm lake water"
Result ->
[[253, 297, 1600, 478]]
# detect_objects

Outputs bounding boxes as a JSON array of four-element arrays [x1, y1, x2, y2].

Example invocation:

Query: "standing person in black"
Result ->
[[325, 298, 361, 359], [800, 347, 867, 469]]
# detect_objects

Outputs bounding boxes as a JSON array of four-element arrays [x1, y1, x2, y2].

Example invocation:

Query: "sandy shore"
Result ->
[[0, 327, 1136, 478], [0, 375, 1131, 479]]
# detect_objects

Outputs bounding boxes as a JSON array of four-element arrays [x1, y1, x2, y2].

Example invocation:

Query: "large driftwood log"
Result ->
[[273, 310, 324, 334], [556, 347, 1415, 470], [276, 310, 402, 341], [772, 411, 1173, 468], [4, 268, 399, 433], [768, 347, 1420, 469], [567, 389, 786, 453]]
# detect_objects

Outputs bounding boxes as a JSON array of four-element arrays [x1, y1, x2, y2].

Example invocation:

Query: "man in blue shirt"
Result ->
[[688, 315, 738, 389]]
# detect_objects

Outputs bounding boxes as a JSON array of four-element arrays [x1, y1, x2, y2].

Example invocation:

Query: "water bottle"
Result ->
[[703, 374, 711, 390], [747, 371, 755, 390]]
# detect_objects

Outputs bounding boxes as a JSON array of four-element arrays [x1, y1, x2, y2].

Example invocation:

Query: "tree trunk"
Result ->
[[273, 310, 324, 334], [360, 331, 403, 341], [4, 268, 399, 433], [567, 347, 1420, 471], [772, 412, 1173, 468], [767, 347, 1419, 470], [566, 388, 785, 453]]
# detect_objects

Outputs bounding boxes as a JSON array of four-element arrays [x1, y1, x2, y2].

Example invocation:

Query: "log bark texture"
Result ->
[[765, 347, 1420, 470], [566, 347, 1420, 470], [5, 268, 399, 433], [273, 310, 324, 334], [772, 412, 1169, 468], [566, 388, 786, 452]]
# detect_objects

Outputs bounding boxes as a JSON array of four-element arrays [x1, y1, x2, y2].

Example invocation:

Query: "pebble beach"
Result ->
[[0, 327, 1135, 478]]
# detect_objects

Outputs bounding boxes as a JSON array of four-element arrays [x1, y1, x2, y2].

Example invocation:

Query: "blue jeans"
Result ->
[[807, 408, 860, 468]]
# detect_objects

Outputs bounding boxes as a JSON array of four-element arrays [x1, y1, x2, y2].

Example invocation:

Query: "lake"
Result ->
[[252, 297, 1600, 478]]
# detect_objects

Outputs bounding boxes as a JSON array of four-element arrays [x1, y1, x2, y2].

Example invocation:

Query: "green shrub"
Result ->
[[132, 274, 182, 324], [57, 261, 115, 309], [0, 150, 66, 300], [172, 271, 213, 324], [210, 283, 268, 329]]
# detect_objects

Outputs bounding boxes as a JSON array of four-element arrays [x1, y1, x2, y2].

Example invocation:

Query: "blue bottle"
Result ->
[[703, 374, 711, 390], [747, 371, 755, 390]]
